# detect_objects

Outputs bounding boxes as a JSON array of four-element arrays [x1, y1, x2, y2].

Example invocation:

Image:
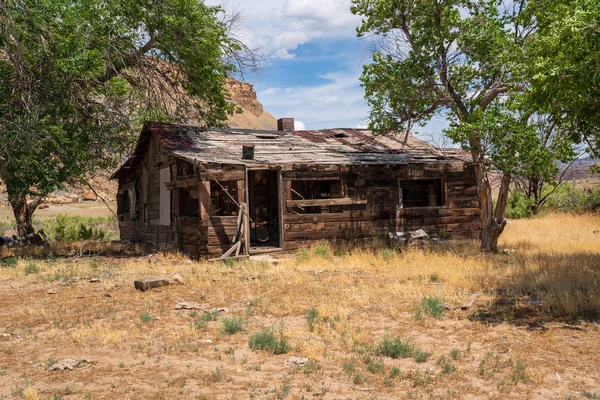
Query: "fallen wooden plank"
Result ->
[[134, 278, 169, 292], [460, 292, 480, 310]]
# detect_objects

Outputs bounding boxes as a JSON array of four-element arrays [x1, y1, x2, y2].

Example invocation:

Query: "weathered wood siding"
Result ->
[[117, 137, 177, 249], [117, 138, 480, 258]]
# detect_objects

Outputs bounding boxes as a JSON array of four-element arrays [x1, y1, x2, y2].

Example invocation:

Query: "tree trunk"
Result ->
[[480, 219, 507, 253], [469, 142, 511, 253], [9, 194, 37, 237]]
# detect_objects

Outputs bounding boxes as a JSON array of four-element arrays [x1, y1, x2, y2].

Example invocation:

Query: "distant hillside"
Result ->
[[225, 78, 277, 130], [559, 157, 599, 181]]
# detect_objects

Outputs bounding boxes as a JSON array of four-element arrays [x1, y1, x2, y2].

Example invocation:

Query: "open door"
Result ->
[[248, 170, 281, 248]]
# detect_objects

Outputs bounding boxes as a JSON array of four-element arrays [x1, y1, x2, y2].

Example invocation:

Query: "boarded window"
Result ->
[[178, 188, 199, 217], [399, 179, 444, 208], [117, 191, 130, 215], [290, 180, 342, 214], [210, 181, 239, 216], [159, 167, 171, 225]]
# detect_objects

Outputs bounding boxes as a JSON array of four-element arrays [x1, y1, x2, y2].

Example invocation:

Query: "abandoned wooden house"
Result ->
[[111, 119, 481, 258]]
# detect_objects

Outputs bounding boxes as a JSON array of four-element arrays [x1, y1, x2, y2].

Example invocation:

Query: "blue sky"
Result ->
[[206, 0, 449, 141]]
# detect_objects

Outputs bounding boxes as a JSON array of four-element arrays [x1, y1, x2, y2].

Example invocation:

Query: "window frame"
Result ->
[[397, 178, 447, 209]]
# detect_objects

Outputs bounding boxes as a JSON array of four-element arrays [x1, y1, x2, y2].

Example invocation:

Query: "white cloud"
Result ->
[[207, 0, 361, 59], [256, 68, 369, 129], [294, 120, 306, 130]]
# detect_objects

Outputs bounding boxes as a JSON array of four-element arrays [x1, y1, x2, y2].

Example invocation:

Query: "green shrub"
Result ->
[[248, 328, 291, 354], [201, 310, 221, 322], [313, 242, 332, 258], [222, 316, 244, 335], [375, 336, 414, 359], [414, 296, 447, 320], [1, 256, 18, 268], [545, 183, 600, 213], [24, 262, 40, 275], [139, 313, 155, 323], [506, 191, 533, 219], [413, 349, 431, 363], [42, 214, 118, 242], [306, 307, 319, 332]]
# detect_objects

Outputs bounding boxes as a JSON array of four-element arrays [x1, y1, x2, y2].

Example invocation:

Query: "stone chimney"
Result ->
[[277, 118, 295, 132]]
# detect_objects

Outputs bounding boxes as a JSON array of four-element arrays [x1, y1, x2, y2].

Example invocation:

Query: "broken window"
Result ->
[[399, 179, 444, 208], [290, 180, 343, 214], [117, 191, 130, 215], [178, 188, 199, 217], [210, 181, 239, 216]]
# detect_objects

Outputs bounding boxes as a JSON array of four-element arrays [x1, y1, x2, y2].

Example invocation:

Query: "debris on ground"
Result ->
[[388, 229, 439, 244], [134, 278, 169, 291], [285, 357, 309, 366], [46, 289, 57, 294], [0, 230, 50, 248], [460, 293, 480, 310], [249, 255, 280, 264], [500, 249, 518, 255], [171, 274, 184, 285], [48, 359, 89, 371], [89, 278, 102, 283], [174, 301, 201, 310]]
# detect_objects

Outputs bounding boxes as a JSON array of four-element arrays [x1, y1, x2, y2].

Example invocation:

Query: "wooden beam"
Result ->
[[286, 198, 368, 207]]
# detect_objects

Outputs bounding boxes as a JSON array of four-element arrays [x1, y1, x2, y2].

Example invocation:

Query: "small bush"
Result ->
[[375, 336, 414, 359], [201, 310, 220, 322], [437, 356, 456, 373], [248, 328, 291, 354], [313, 242, 332, 258], [413, 349, 431, 363], [222, 316, 244, 335], [295, 248, 310, 264], [1, 256, 18, 268], [139, 313, 155, 323], [306, 307, 319, 332], [414, 296, 446, 320], [24, 262, 40, 275], [506, 191, 533, 219]]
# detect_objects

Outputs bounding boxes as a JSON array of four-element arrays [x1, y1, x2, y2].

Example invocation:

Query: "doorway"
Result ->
[[248, 170, 281, 248]]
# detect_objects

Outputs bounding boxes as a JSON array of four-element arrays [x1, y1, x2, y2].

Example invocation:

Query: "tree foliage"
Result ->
[[0, 0, 252, 235], [351, 0, 579, 252]]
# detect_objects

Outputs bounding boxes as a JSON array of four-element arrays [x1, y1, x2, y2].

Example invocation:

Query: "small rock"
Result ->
[[174, 301, 201, 310], [501, 249, 518, 255], [0, 333, 12, 339], [249, 255, 279, 264], [134, 278, 169, 291], [171, 274, 184, 285], [104, 294, 113, 298], [82, 190, 97, 201], [89, 278, 101, 283], [38, 204, 49, 209], [202, 339, 213, 344], [48, 359, 88, 371], [285, 357, 309, 366], [47, 289, 57, 294]]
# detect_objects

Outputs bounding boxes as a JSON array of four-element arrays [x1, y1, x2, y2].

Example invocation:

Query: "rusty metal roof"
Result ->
[[112, 122, 467, 178]]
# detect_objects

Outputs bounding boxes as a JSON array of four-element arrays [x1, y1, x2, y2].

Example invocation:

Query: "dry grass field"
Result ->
[[1, 213, 600, 399]]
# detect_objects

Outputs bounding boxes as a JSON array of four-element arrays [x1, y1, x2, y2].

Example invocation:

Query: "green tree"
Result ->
[[351, 0, 566, 252], [0, 0, 252, 236], [524, 0, 600, 156]]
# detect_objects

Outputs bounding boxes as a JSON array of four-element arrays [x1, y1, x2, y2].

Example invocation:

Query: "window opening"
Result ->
[[399, 179, 444, 208], [178, 188, 199, 217], [210, 181, 239, 216]]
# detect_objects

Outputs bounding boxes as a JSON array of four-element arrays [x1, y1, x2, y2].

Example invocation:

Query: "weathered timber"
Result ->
[[461, 293, 480, 310], [286, 198, 368, 207]]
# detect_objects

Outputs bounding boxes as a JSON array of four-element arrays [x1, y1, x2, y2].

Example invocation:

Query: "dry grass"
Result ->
[[1, 213, 599, 399]]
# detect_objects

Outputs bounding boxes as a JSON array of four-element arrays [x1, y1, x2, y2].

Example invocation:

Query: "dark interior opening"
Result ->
[[290, 180, 342, 214], [178, 188, 199, 217], [210, 181, 239, 216], [400, 179, 444, 208], [248, 170, 280, 247], [117, 191, 130, 215]]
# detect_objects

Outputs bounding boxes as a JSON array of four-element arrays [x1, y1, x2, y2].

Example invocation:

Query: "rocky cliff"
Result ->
[[225, 78, 278, 130]]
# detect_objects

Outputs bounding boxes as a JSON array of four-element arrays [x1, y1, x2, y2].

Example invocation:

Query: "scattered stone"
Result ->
[[82, 190, 98, 201], [104, 294, 113, 298], [47, 289, 57, 294], [174, 301, 201, 310], [249, 255, 279, 264], [216, 307, 229, 313], [171, 274, 184, 285], [0, 333, 12, 339], [38, 204, 49, 210], [528, 299, 544, 306], [594, 230, 600, 234], [48, 359, 88, 371], [134, 278, 169, 292], [500, 249, 518, 255], [285, 357, 309, 366], [89, 278, 102, 283], [202, 339, 213, 344]]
